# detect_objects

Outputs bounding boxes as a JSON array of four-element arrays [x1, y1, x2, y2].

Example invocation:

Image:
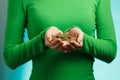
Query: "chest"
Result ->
[[26, 0, 97, 38]]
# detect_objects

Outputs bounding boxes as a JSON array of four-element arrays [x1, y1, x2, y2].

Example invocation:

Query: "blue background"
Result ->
[[0, 0, 120, 80]]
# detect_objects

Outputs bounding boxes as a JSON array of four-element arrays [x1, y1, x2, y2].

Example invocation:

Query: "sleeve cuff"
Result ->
[[81, 33, 95, 54], [41, 28, 49, 41]]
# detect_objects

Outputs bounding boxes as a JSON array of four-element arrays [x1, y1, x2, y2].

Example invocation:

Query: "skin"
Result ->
[[45, 26, 84, 53], [65, 27, 84, 52], [45, 26, 66, 52]]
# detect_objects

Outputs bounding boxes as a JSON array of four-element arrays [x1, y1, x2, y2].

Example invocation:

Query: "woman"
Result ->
[[4, 0, 117, 80]]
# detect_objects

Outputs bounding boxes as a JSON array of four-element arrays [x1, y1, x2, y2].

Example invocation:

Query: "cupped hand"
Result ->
[[45, 26, 69, 53], [65, 27, 84, 52]]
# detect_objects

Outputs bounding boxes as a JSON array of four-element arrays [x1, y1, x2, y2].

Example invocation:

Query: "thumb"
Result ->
[[47, 37, 52, 42], [77, 34, 82, 44], [46, 33, 52, 42]]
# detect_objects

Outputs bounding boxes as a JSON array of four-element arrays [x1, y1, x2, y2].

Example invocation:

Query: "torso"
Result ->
[[26, 0, 98, 80]]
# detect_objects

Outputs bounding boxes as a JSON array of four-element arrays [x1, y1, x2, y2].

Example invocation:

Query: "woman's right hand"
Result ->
[[45, 26, 69, 53]]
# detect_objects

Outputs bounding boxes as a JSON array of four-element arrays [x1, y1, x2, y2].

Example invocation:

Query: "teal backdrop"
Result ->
[[0, 0, 120, 80]]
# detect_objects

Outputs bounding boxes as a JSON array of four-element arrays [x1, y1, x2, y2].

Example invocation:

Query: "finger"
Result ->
[[54, 40, 64, 50], [64, 42, 75, 53], [45, 37, 51, 47], [77, 32, 84, 44], [68, 44, 77, 51], [77, 34, 82, 44], [53, 42, 69, 53], [46, 31, 63, 47], [64, 43, 77, 52], [62, 45, 71, 53], [49, 38, 61, 48], [45, 32, 53, 43], [45, 39, 53, 48], [58, 41, 71, 53], [70, 41, 82, 48], [47, 37, 52, 43]]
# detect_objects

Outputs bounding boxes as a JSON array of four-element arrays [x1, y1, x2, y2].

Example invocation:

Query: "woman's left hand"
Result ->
[[65, 27, 84, 52]]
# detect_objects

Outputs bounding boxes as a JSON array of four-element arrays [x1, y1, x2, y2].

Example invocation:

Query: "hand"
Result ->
[[45, 26, 69, 53], [65, 27, 84, 52]]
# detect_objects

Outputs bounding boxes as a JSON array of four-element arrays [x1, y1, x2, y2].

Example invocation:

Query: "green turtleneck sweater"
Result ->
[[4, 0, 117, 80]]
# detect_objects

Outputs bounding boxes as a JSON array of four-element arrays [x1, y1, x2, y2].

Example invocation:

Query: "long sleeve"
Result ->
[[81, 0, 117, 63], [4, 0, 47, 69]]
